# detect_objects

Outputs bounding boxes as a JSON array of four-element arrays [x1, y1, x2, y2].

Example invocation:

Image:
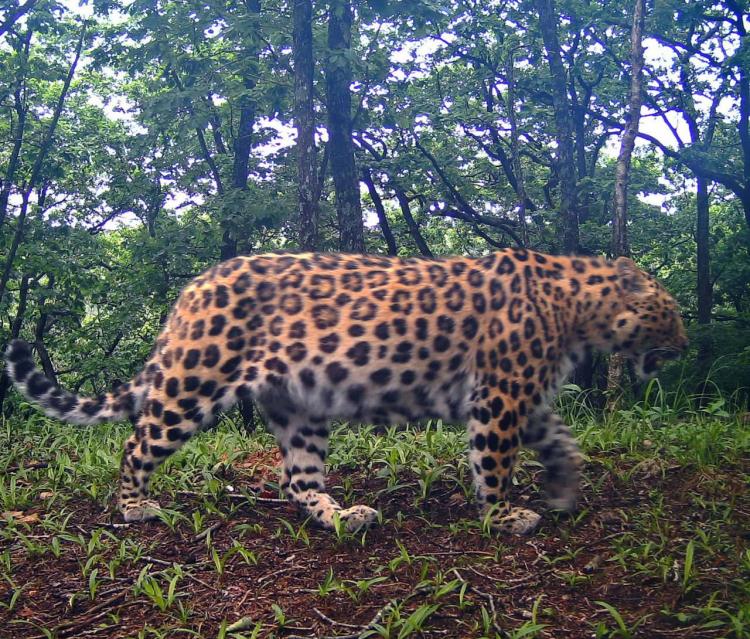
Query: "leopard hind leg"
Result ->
[[119, 378, 248, 522], [265, 410, 377, 533]]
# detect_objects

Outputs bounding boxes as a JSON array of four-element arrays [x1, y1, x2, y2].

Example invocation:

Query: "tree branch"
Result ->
[[0, 0, 38, 37]]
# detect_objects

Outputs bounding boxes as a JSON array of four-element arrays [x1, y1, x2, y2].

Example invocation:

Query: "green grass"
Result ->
[[0, 388, 748, 638]]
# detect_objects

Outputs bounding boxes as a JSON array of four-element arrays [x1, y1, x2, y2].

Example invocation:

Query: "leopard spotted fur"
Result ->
[[6, 249, 687, 534]]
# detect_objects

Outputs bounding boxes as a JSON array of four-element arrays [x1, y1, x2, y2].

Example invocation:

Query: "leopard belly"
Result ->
[[280, 366, 476, 426]]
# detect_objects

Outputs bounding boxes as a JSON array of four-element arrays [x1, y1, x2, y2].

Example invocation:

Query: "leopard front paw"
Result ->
[[486, 507, 541, 535]]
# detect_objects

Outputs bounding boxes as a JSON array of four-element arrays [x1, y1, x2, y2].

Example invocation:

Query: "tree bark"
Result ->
[[232, 0, 260, 176], [606, 0, 645, 412], [197, 126, 225, 194], [294, 0, 320, 251], [171, 4, 260, 424], [326, 0, 364, 253], [206, 98, 227, 155], [169, 71, 225, 197], [0, 96, 25, 233], [0, 0, 38, 37], [505, 51, 529, 246], [395, 188, 433, 258], [227, 0, 261, 428], [610, 1, 645, 258], [534, 0, 578, 253], [362, 168, 397, 255], [695, 175, 713, 384], [678, 52, 715, 387], [1, 183, 49, 304], [223, 1, 260, 262], [727, 1, 750, 229]]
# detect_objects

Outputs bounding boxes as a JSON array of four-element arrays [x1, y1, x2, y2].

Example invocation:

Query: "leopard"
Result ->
[[5, 249, 688, 534]]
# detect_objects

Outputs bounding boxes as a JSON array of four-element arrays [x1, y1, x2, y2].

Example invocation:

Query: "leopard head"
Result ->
[[609, 257, 689, 380]]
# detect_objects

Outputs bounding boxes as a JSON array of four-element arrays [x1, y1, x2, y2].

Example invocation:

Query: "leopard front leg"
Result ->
[[272, 416, 378, 532], [468, 395, 541, 535], [521, 408, 582, 512]]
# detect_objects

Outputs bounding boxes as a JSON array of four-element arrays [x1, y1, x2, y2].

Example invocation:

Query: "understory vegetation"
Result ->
[[1, 385, 748, 638]]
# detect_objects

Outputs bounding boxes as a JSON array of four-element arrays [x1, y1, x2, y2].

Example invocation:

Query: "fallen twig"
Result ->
[[577, 530, 630, 550], [194, 520, 222, 540], [450, 568, 504, 635], [424, 549, 497, 557], [6, 461, 49, 473], [140, 555, 173, 566], [286, 583, 434, 639], [313, 607, 363, 629], [226, 617, 259, 633], [258, 566, 294, 586], [27, 591, 139, 639], [464, 563, 547, 590], [57, 600, 142, 638]]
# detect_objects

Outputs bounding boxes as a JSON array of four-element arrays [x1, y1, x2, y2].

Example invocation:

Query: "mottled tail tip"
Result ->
[[5, 339, 35, 383], [5, 339, 33, 364]]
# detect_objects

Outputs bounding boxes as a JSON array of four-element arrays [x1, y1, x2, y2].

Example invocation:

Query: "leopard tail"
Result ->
[[4, 339, 147, 425]]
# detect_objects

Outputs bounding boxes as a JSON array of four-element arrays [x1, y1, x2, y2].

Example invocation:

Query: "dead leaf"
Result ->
[[584, 554, 604, 574], [597, 509, 625, 526], [2, 511, 40, 524], [631, 457, 664, 479], [448, 492, 466, 506]]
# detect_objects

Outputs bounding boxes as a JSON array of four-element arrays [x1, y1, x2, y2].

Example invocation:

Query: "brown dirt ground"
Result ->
[[1, 451, 748, 639]]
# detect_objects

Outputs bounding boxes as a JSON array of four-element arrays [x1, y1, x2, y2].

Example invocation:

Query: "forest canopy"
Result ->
[[1, 0, 749, 411]]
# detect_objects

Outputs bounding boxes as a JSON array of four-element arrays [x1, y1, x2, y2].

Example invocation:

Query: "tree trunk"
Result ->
[[572, 350, 595, 392], [169, 70, 227, 204], [34, 315, 57, 384], [395, 188, 433, 257], [505, 51, 529, 246], [606, 0, 645, 412], [0, 0, 38, 38], [534, 0, 578, 253], [362, 168, 397, 255], [695, 175, 712, 390], [294, 0, 320, 251], [223, 0, 261, 428], [326, 0, 364, 253], [170, 69, 232, 260], [206, 99, 227, 155], [728, 0, 750, 230]]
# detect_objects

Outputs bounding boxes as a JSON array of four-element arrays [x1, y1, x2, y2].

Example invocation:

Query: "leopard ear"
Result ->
[[615, 256, 647, 294]]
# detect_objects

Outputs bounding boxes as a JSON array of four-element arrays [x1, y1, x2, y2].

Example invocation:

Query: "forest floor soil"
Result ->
[[1, 421, 748, 638]]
